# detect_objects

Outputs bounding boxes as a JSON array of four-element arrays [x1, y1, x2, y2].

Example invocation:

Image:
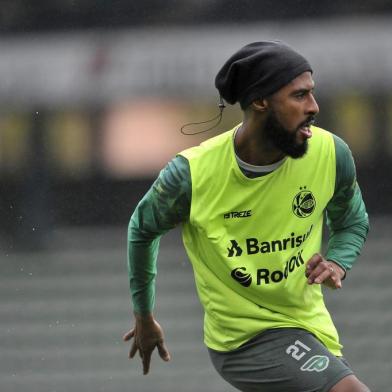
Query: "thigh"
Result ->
[[329, 375, 370, 392], [208, 328, 353, 392]]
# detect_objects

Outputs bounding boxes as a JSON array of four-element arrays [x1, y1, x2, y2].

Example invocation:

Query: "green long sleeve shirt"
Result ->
[[128, 134, 369, 314]]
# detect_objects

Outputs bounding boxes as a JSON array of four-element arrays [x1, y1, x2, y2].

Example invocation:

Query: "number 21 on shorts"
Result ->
[[286, 340, 311, 360], [286, 340, 330, 372]]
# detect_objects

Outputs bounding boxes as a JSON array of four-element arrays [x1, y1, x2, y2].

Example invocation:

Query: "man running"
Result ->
[[124, 41, 370, 392]]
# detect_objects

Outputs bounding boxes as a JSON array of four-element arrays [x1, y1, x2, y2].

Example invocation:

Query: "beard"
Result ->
[[264, 110, 315, 159]]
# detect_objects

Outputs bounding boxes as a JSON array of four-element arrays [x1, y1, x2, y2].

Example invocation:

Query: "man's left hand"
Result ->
[[305, 253, 345, 289]]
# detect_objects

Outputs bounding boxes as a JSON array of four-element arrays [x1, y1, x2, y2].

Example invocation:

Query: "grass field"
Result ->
[[1, 217, 391, 391]]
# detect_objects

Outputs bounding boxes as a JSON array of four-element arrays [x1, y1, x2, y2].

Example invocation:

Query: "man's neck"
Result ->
[[234, 121, 285, 166]]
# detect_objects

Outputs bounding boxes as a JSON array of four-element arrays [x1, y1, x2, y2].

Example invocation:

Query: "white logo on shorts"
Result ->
[[300, 355, 330, 372]]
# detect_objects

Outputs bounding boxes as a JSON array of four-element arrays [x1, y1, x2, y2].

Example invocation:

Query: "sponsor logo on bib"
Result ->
[[231, 267, 252, 287]]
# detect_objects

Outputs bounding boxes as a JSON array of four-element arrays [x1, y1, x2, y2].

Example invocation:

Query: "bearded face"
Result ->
[[264, 109, 316, 159]]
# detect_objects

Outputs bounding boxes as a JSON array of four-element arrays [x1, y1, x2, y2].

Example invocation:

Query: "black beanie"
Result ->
[[215, 41, 312, 109]]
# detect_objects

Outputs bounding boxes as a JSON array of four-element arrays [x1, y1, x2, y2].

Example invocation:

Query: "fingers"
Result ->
[[129, 341, 138, 359], [307, 260, 330, 284], [123, 328, 138, 359], [157, 341, 171, 362], [306, 259, 342, 289], [305, 253, 323, 276], [330, 273, 342, 289], [309, 266, 332, 284], [326, 264, 342, 289], [123, 329, 135, 341], [124, 318, 170, 375], [142, 350, 152, 375], [141, 341, 171, 374]]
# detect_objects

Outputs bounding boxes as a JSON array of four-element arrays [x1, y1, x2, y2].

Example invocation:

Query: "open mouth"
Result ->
[[298, 119, 315, 139], [299, 126, 312, 138]]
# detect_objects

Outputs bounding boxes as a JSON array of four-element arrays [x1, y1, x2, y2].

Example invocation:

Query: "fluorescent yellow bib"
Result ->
[[180, 125, 342, 355]]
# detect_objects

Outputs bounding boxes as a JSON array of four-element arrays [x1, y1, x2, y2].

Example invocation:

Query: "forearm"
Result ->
[[326, 184, 369, 271], [325, 135, 369, 272], [128, 216, 160, 314], [127, 156, 191, 315], [326, 214, 369, 271]]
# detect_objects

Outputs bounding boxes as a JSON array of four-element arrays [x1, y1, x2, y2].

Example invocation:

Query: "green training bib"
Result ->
[[180, 125, 342, 355]]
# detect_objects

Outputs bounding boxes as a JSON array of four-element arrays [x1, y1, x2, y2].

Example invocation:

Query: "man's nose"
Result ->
[[307, 94, 319, 115]]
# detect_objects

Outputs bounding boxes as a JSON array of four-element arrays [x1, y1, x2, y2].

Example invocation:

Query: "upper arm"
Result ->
[[129, 155, 192, 240], [332, 134, 356, 205]]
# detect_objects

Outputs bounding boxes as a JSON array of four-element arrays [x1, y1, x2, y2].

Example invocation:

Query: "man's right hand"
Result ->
[[123, 312, 171, 375]]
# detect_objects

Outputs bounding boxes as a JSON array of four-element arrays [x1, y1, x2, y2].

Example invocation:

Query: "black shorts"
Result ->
[[208, 328, 353, 392]]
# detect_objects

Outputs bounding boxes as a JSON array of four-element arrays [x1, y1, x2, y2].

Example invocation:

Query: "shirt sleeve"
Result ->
[[325, 134, 369, 273], [127, 155, 191, 314]]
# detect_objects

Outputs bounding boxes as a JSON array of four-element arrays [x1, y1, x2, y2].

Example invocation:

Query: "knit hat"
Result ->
[[215, 41, 312, 109]]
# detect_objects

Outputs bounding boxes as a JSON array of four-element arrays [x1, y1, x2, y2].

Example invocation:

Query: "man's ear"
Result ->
[[251, 99, 268, 112]]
